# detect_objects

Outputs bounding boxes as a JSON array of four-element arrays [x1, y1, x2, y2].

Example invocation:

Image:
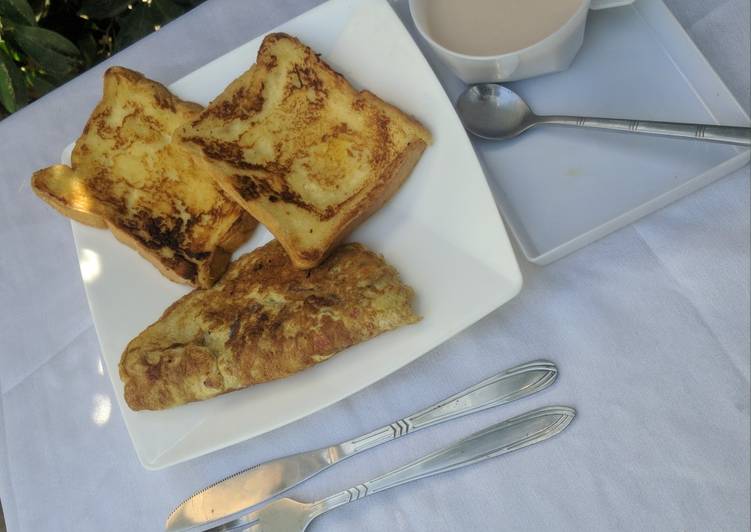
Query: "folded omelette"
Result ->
[[119, 240, 419, 410]]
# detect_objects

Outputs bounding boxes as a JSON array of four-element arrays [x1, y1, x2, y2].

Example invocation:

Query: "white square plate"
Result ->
[[65, 0, 521, 469]]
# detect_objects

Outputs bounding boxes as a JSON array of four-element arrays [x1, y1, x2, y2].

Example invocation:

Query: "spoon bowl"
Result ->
[[457, 84, 537, 140]]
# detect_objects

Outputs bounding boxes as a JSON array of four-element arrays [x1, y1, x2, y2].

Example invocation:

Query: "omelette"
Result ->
[[119, 240, 419, 410]]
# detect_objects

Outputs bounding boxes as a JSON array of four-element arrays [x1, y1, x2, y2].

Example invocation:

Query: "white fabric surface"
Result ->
[[0, 0, 748, 530]]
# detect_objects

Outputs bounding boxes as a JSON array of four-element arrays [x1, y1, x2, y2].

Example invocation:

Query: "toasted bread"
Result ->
[[175, 33, 432, 270], [119, 240, 419, 410], [31, 67, 256, 288]]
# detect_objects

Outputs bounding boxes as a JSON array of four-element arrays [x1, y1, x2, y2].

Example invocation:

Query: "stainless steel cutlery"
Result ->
[[167, 360, 567, 531], [207, 406, 575, 532], [458, 84, 751, 145]]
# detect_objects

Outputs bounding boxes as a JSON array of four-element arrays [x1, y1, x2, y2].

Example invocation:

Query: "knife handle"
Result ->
[[315, 406, 575, 515], [340, 360, 557, 456]]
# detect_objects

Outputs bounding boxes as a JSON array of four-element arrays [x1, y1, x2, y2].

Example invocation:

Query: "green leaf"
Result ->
[[151, 0, 184, 23], [0, 47, 27, 112], [29, 71, 55, 98], [12, 24, 79, 56], [78, 0, 133, 20], [77, 32, 99, 68], [8, 24, 80, 77], [0, 60, 17, 112], [113, 2, 156, 52], [112, 0, 187, 53], [27, 0, 44, 17], [0, 0, 36, 26], [171, 0, 203, 7]]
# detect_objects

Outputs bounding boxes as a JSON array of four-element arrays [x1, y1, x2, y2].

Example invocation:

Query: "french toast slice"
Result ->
[[31, 67, 256, 288], [119, 240, 419, 410], [176, 33, 432, 269]]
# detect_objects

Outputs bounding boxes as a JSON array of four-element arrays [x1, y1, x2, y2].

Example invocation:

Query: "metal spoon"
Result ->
[[457, 83, 751, 146]]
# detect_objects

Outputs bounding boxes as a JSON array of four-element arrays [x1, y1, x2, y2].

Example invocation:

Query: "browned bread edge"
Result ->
[[30, 67, 257, 288]]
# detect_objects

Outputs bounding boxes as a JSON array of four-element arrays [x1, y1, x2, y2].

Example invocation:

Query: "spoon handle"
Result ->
[[539, 115, 750, 146]]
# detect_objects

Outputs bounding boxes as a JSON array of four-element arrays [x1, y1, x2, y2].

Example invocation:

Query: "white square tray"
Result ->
[[393, 0, 750, 264]]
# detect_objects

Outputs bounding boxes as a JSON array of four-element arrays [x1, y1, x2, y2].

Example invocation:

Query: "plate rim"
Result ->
[[65, 0, 523, 469]]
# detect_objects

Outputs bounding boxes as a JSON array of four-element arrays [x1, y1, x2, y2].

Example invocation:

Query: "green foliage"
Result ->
[[78, 0, 132, 19], [9, 24, 81, 81], [1, 46, 28, 111], [115, 1, 156, 51], [0, 0, 36, 26], [0, 0, 205, 117]]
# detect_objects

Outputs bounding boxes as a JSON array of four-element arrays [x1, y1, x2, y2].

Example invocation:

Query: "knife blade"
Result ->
[[165, 359, 557, 531]]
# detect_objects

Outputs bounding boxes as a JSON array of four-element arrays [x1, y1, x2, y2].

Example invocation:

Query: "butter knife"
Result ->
[[206, 406, 576, 532], [165, 359, 557, 531]]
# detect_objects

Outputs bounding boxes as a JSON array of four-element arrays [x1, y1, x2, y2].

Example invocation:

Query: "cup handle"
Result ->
[[590, 0, 634, 10]]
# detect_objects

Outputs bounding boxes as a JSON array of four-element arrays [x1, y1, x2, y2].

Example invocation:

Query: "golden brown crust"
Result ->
[[31, 66, 256, 287], [119, 240, 419, 411], [176, 33, 431, 269]]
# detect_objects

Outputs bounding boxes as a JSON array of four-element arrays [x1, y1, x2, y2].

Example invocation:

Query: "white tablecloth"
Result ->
[[0, 0, 748, 530]]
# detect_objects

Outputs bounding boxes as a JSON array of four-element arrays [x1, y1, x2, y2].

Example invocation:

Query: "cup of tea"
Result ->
[[409, 0, 634, 83]]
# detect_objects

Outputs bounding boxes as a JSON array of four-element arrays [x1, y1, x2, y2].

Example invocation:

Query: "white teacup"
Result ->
[[409, 0, 635, 83]]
